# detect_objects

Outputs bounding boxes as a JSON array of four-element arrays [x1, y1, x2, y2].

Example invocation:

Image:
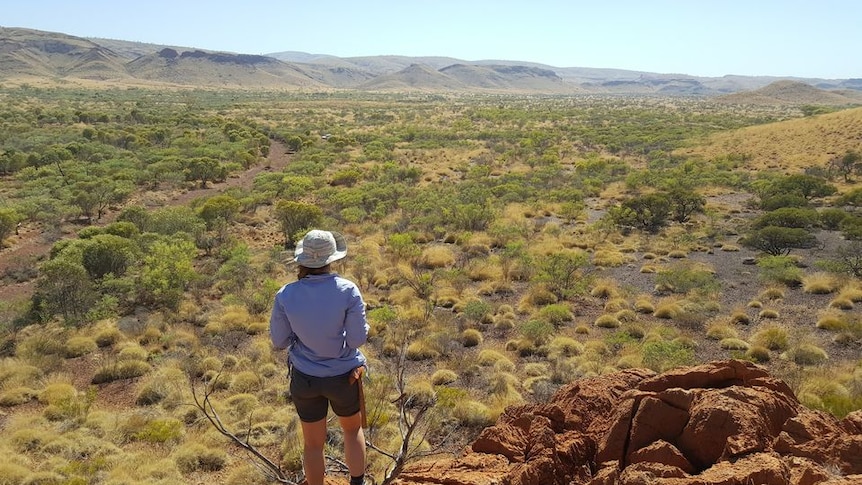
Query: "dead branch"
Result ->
[[191, 371, 298, 484]]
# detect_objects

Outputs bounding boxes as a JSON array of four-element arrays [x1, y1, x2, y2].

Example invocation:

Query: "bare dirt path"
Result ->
[[0, 140, 291, 304]]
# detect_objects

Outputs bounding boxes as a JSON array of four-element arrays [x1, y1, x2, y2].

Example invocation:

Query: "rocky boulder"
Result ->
[[392, 360, 862, 485]]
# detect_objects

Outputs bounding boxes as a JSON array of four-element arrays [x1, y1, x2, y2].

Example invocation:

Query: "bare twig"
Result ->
[[191, 372, 298, 484]]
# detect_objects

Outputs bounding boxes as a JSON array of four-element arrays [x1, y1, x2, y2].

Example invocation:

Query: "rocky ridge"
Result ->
[[393, 360, 862, 485]]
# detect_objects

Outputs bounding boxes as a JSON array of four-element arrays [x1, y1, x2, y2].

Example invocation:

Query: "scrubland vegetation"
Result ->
[[1, 86, 861, 483]]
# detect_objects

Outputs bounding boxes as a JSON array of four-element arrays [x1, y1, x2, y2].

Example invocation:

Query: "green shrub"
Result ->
[[173, 443, 227, 473], [537, 303, 574, 327], [91, 360, 151, 384], [519, 319, 554, 346], [134, 418, 184, 444], [757, 256, 804, 286], [642, 340, 695, 372]]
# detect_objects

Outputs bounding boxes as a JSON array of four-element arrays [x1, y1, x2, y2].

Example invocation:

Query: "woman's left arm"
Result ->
[[344, 285, 369, 349], [269, 294, 295, 350]]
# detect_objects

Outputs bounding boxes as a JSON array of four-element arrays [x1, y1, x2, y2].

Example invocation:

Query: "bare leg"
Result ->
[[300, 418, 327, 485], [339, 411, 366, 478]]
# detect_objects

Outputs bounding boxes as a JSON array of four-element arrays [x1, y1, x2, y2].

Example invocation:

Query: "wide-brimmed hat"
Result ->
[[294, 229, 347, 268]]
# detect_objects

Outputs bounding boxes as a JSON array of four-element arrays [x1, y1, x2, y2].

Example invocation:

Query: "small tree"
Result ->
[[34, 258, 96, 323], [831, 242, 862, 278], [273, 201, 323, 248], [752, 207, 821, 229], [184, 157, 225, 188], [535, 249, 590, 299], [0, 208, 21, 245], [666, 188, 705, 223], [772, 174, 836, 201], [81, 234, 139, 279], [613, 193, 672, 233], [198, 194, 241, 229], [740, 226, 819, 256], [830, 150, 862, 182]]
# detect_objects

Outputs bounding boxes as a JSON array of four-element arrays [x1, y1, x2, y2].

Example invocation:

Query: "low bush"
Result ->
[[745, 345, 771, 363], [752, 326, 789, 350], [829, 297, 854, 310], [642, 340, 695, 372], [802, 272, 840, 294], [653, 301, 682, 319], [720, 338, 750, 350], [91, 360, 151, 384], [537, 303, 574, 327], [173, 443, 227, 473], [477, 350, 511, 367], [785, 344, 828, 366], [431, 369, 458, 385], [759, 309, 780, 319], [452, 400, 493, 427], [462, 329, 483, 347], [61, 336, 97, 358], [594, 314, 621, 328], [706, 323, 738, 340]]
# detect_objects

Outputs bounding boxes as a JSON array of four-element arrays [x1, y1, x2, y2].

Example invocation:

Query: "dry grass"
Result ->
[[784, 343, 829, 366], [706, 323, 738, 340], [675, 106, 862, 172], [418, 245, 456, 269], [653, 301, 683, 319], [590, 280, 620, 299], [634, 297, 655, 314], [594, 314, 621, 329], [802, 272, 841, 295], [758, 309, 780, 319]]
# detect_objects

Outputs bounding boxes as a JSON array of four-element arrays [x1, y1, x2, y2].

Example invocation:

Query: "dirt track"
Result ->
[[0, 140, 291, 304]]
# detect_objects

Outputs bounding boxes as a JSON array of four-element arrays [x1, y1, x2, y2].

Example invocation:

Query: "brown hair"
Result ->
[[297, 264, 332, 279]]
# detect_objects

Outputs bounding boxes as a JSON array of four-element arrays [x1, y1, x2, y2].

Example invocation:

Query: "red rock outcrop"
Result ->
[[392, 360, 862, 485]]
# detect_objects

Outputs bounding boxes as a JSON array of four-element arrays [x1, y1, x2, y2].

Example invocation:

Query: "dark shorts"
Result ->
[[290, 368, 360, 422]]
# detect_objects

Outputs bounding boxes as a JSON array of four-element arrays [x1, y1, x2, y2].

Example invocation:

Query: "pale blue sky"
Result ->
[[2, 0, 860, 78]]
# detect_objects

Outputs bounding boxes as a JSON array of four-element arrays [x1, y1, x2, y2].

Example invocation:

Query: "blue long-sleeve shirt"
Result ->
[[269, 273, 369, 377]]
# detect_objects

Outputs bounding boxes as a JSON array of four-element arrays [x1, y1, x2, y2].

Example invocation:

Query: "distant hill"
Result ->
[[0, 27, 129, 81], [124, 48, 324, 89], [715, 80, 862, 105], [1, 26, 861, 97], [676, 105, 862, 172]]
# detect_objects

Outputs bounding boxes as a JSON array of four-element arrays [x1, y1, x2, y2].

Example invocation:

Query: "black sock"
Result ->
[[349, 475, 365, 485]]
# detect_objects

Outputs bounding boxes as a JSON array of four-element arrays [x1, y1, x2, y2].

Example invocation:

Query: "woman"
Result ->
[[270, 229, 369, 485]]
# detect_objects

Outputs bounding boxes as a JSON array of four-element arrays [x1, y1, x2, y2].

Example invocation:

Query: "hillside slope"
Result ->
[[676, 106, 862, 172], [716, 80, 862, 106]]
